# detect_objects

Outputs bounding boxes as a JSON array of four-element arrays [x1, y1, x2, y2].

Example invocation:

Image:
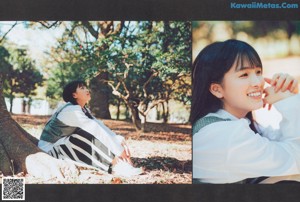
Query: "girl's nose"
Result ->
[[250, 75, 263, 86]]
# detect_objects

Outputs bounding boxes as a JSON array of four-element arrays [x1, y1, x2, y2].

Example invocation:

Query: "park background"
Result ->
[[192, 21, 300, 129], [0, 21, 191, 184]]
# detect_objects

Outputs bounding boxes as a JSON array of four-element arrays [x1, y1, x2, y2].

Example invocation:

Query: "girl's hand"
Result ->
[[263, 86, 294, 106], [269, 73, 298, 93], [119, 140, 132, 165], [263, 75, 298, 110], [122, 140, 131, 158]]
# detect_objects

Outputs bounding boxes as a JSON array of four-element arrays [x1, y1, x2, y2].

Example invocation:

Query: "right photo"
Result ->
[[192, 21, 300, 184]]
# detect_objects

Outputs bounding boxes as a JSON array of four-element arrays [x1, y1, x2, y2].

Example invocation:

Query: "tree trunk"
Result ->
[[27, 98, 32, 114], [116, 98, 121, 120], [156, 105, 161, 120], [162, 101, 169, 123], [0, 80, 79, 180], [140, 115, 146, 132], [125, 101, 141, 131], [22, 99, 26, 114], [0, 84, 40, 175], [89, 73, 111, 119], [125, 105, 130, 120], [9, 94, 13, 113]]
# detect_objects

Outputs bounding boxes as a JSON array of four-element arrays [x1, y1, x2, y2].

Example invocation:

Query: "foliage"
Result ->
[[231, 21, 300, 39], [4, 48, 43, 97], [0, 46, 12, 79], [0, 46, 44, 111], [46, 21, 191, 125], [192, 21, 300, 58]]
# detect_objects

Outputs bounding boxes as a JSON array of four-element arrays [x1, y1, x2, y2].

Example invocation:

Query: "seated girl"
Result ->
[[38, 80, 143, 177], [192, 39, 300, 184]]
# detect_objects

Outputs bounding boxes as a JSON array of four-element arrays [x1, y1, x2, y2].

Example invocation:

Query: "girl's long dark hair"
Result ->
[[63, 80, 93, 119], [190, 39, 262, 132]]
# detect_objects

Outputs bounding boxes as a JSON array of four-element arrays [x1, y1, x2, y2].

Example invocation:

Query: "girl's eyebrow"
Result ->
[[235, 66, 262, 72]]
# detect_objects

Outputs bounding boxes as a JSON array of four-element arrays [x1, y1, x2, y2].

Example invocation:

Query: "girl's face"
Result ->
[[211, 59, 264, 118], [73, 85, 91, 106]]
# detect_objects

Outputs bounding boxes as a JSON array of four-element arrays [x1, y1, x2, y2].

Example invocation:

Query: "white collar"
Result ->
[[207, 109, 251, 124]]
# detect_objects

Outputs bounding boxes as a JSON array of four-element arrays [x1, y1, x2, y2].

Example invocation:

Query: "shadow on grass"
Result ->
[[12, 115, 192, 142], [132, 156, 192, 174]]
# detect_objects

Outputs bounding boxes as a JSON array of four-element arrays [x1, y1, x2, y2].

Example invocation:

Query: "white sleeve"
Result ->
[[273, 94, 300, 140], [255, 94, 300, 141], [226, 120, 300, 180], [193, 99, 300, 183], [255, 123, 282, 141], [57, 105, 124, 156], [93, 118, 125, 144]]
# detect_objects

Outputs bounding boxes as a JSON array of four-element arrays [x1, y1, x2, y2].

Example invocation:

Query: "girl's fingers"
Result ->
[[270, 73, 297, 93], [268, 104, 272, 111], [274, 75, 286, 92], [280, 76, 292, 92], [124, 144, 131, 157], [124, 145, 129, 156], [290, 80, 298, 93], [271, 74, 280, 86], [264, 77, 272, 84]]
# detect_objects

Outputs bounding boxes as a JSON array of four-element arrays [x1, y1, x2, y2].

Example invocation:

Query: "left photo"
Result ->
[[0, 21, 192, 184]]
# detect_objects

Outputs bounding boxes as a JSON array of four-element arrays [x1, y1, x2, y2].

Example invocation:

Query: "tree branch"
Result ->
[[38, 21, 60, 29], [109, 21, 125, 36], [143, 69, 159, 98], [139, 99, 166, 117], [0, 22, 18, 44], [81, 21, 99, 39]]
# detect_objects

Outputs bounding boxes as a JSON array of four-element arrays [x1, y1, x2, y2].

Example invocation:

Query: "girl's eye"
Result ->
[[240, 73, 248, 78], [256, 70, 262, 75]]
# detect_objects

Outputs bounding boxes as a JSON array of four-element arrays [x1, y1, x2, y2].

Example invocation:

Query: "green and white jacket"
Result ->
[[38, 102, 124, 156]]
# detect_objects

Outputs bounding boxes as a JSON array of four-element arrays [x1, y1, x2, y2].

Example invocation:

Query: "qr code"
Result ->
[[2, 177, 25, 200]]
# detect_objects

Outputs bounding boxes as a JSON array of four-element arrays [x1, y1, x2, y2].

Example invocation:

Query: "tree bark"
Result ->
[[89, 73, 111, 119], [9, 94, 13, 113], [127, 101, 141, 131], [0, 84, 40, 175], [0, 80, 79, 180], [162, 101, 169, 123], [116, 98, 121, 120]]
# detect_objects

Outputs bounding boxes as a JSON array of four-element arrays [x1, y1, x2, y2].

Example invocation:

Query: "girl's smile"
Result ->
[[247, 91, 262, 99], [222, 65, 264, 118], [210, 59, 265, 119]]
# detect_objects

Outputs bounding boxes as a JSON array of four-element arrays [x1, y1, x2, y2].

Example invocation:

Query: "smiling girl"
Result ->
[[38, 80, 143, 177], [192, 39, 300, 184]]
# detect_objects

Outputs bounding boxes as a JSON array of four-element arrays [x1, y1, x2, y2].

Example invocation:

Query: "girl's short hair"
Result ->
[[190, 39, 262, 124], [63, 80, 87, 105]]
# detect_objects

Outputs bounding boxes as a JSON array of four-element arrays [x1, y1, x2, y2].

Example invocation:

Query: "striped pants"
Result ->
[[48, 128, 115, 172]]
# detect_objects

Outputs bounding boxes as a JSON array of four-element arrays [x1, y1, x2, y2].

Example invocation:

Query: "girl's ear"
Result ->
[[72, 92, 77, 99], [209, 83, 224, 99]]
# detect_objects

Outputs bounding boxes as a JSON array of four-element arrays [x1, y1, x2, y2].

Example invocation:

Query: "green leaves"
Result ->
[[46, 21, 192, 122], [1, 47, 43, 98]]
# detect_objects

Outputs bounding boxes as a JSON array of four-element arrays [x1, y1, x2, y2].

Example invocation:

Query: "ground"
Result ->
[[1, 115, 191, 184]]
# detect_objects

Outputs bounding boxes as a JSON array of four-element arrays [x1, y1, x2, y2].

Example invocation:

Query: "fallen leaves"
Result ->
[[11, 115, 191, 184]]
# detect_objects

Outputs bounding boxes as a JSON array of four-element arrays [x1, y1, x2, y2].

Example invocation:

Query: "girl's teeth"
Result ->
[[248, 92, 261, 97]]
